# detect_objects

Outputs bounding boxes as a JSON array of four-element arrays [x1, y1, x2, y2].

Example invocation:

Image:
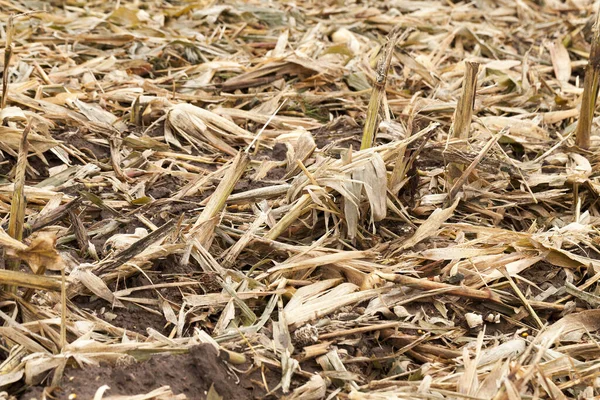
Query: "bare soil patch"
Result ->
[[19, 345, 257, 400]]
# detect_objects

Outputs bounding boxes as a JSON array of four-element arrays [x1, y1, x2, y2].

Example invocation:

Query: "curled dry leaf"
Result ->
[[283, 374, 328, 400], [539, 310, 600, 344], [547, 39, 571, 85], [165, 103, 254, 155], [5, 231, 64, 273]]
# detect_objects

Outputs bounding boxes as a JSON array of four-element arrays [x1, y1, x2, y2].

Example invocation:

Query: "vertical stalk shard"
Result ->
[[1, 15, 14, 110], [6, 121, 30, 292], [360, 28, 403, 150], [576, 12, 600, 150], [447, 61, 480, 183], [451, 61, 480, 140]]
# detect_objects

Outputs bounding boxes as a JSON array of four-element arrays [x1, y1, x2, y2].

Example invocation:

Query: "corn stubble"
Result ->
[[576, 11, 600, 150], [1, 2, 600, 400]]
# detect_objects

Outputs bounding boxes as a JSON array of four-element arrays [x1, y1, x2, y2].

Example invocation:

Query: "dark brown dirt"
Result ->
[[232, 147, 289, 194], [271, 142, 288, 161], [72, 296, 168, 335], [233, 167, 287, 193], [71, 262, 194, 336], [310, 116, 362, 150], [146, 174, 182, 200], [58, 131, 111, 161], [19, 344, 259, 400]]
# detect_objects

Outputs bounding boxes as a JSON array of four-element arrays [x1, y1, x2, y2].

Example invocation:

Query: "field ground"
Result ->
[[2, 0, 600, 399]]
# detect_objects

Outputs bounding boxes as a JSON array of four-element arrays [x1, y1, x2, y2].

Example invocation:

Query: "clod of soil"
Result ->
[[20, 345, 257, 400]]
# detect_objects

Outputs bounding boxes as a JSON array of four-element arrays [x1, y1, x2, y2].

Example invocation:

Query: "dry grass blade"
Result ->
[[265, 194, 312, 241], [226, 184, 290, 203], [447, 133, 500, 204], [393, 197, 459, 254], [500, 267, 543, 329], [377, 272, 504, 304], [187, 151, 250, 251]]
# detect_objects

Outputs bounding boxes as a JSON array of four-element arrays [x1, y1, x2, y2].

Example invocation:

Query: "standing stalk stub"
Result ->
[[360, 28, 405, 150], [447, 61, 480, 183], [451, 61, 480, 140], [576, 14, 600, 150]]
